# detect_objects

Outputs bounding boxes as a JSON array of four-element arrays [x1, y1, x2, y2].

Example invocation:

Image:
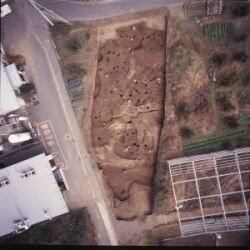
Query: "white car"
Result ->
[[1, 0, 11, 18]]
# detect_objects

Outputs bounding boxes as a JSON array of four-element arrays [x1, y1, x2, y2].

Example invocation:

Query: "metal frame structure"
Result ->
[[168, 148, 250, 237]]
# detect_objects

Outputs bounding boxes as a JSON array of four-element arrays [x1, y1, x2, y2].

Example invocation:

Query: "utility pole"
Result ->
[[28, 0, 71, 26]]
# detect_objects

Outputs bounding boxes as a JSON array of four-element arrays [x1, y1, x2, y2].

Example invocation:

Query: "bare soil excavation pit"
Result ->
[[91, 19, 166, 220]]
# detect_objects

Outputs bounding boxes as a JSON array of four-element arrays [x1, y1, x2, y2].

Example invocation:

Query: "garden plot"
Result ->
[[167, 148, 250, 238]]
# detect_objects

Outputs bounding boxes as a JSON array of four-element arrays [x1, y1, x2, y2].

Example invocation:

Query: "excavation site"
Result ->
[[91, 17, 166, 220]]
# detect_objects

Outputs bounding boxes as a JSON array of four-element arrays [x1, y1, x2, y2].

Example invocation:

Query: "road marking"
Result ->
[[35, 35, 95, 196], [36, 35, 118, 245], [37, 120, 68, 170], [47, 120, 69, 170], [37, 126, 48, 153]]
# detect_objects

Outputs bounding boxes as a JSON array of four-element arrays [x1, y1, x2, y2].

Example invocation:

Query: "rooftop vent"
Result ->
[[0, 177, 10, 187], [20, 168, 36, 178]]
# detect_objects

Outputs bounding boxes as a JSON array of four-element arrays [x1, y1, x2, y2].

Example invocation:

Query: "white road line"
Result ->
[[35, 35, 118, 245], [35, 35, 96, 197]]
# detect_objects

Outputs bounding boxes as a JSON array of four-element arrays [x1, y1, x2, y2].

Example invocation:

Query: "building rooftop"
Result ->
[[0, 153, 68, 238], [0, 62, 22, 115], [5, 63, 24, 89]]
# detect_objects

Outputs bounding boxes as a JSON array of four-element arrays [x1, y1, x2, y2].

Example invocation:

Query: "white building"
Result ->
[[0, 61, 25, 115], [0, 153, 69, 238], [1, 0, 11, 18]]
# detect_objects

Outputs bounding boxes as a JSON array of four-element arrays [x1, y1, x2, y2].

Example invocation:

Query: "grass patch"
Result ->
[[183, 119, 250, 155], [49, 22, 71, 37], [2, 208, 97, 245]]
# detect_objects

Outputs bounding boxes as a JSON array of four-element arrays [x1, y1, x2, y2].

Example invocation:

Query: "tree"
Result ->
[[68, 37, 83, 52], [234, 33, 247, 42], [222, 115, 239, 129], [180, 126, 193, 139], [19, 83, 35, 94], [65, 64, 87, 79], [176, 101, 189, 118], [233, 51, 248, 62], [217, 72, 237, 87], [242, 72, 250, 86], [216, 94, 235, 112], [211, 53, 226, 67], [231, 3, 249, 17], [222, 140, 233, 150]]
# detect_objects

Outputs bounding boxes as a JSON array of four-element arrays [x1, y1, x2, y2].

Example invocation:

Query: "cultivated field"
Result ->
[[154, 2, 250, 215]]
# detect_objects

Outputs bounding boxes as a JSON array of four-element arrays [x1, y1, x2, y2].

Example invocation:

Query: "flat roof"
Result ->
[[5, 63, 24, 89], [0, 153, 68, 237], [0, 62, 20, 115]]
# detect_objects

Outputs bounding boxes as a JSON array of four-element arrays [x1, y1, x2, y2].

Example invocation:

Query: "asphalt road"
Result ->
[[1, 0, 184, 245], [1, 0, 117, 245], [38, 0, 183, 21]]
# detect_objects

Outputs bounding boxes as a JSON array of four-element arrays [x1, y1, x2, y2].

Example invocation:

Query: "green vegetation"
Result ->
[[217, 72, 237, 87], [182, 114, 250, 156], [231, 3, 249, 17], [234, 33, 247, 42], [194, 90, 210, 113], [180, 126, 194, 139], [154, 180, 169, 212], [175, 101, 189, 118], [211, 53, 227, 67], [65, 64, 87, 79], [237, 91, 250, 106], [2, 208, 97, 245], [241, 72, 250, 86], [19, 83, 35, 94], [49, 22, 71, 36], [216, 93, 235, 111], [222, 115, 239, 129], [68, 37, 83, 52], [203, 23, 235, 41], [233, 51, 248, 62]]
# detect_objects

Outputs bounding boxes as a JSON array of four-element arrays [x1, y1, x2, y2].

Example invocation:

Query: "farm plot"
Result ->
[[167, 148, 250, 238]]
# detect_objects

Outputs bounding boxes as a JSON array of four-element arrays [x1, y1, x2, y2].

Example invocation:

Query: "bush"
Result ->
[[234, 33, 247, 42], [65, 64, 87, 79], [242, 72, 250, 86], [211, 53, 226, 67], [49, 22, 71, 36], [231, 3, 249, 17], [222, 115, 239, 129], [68, 37, 83, 52], [217, 72, 237, 87], [216, 94, 235, 111], [194, 91, 210, 113], [176, 101, 189, 118], [233, 51, 248, 62], [238, 92, 250, 105], [19, 83, 35, 94], [180, 126, 193, 139], [222, 140, 233, 150]]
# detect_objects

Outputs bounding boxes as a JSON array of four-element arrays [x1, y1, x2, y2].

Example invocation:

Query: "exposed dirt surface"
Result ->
[[91, 16, 167, 219]]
